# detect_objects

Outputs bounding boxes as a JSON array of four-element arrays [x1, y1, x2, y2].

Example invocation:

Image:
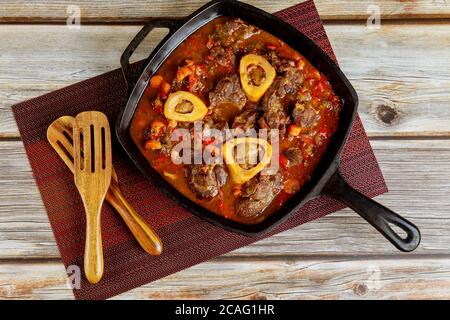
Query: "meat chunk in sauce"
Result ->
[[185, 164, 228, 200], [209, 45, 235, 68], [171, 61, 208, 94], [261, 66, 303, 135], [203, 115, 229, 132], [231, 109, 258, 132], [292, 103, 320, 130], [267, 52, 299, 74], [209, 74, 247, 121], [212, 18, 259, 48], [236, 172, 283, 218], [284, 147, 303, 167], [159, 131, 174, 156], [214, 165, 228, 187]]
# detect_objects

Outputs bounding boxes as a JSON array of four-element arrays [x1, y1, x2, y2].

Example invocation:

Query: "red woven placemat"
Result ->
[[12, 0, 387, 300]]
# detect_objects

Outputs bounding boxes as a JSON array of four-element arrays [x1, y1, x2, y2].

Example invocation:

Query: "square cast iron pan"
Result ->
[[116, 0, 420, 251]]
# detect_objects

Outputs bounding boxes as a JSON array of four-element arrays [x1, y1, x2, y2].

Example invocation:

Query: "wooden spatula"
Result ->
[[46, 116, 162, 259], [72, 111, 112, 284]]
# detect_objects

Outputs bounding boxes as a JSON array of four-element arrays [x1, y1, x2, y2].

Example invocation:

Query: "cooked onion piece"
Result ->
[[164, 91, 208, 122], [223, 137, 272, 184], [239, 54, 276, 102]]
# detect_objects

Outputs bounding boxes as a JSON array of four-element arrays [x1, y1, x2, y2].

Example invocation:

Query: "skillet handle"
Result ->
[[120, 18, 184, 91], [323, 170, 421, 252]]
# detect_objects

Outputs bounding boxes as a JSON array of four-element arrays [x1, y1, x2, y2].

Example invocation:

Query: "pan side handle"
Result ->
[[120, 18, 184, 91], [323, 170, 421, 252]]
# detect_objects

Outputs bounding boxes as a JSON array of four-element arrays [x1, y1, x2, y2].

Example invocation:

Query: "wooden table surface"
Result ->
[[1, 0, 450, 300]]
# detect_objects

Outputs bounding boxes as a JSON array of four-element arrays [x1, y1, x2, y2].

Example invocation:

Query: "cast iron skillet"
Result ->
[[116, 0, 421, 251]]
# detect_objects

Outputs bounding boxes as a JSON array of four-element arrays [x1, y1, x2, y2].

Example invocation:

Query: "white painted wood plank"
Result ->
[[0, 0, 448, 23], [2, 24, 450, 137], [2, 258, 450, 299], [1, 139, 449, 258]]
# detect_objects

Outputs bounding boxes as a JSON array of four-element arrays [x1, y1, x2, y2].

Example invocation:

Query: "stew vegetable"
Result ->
[[130, 17, 342, 224]]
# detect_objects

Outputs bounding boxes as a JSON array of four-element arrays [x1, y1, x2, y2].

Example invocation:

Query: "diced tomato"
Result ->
[[276, 191, 291, 206], [202, 136, 215, 145], [153, 104, 163, 114], [312, 81, 328, 98], [267, 44, 277, 50], [187, 74, 199, 92], [302, 135, 315, 146], [331, 94, 341, 106], [318, 124, 331, 140], [151, 100, 163, 114], [307, 78, 318, 88], [279, 154, 289, 171], [316, 81, 326, 93]]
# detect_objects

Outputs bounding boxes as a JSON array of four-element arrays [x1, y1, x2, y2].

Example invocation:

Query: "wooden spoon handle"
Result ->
[[83, 200, 104, 284], [107, 181, 163, 255]]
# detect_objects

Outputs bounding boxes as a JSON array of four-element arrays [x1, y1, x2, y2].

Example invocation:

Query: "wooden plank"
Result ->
[[1, 139, 449, 259], [2, 23, 450, 137], [0, 0, 449, 23], [2, 257, 450, 299], [327, 23, 450, 137]]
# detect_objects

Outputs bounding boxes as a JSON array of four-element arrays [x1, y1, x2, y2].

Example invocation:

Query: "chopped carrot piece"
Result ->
[[144, 139, 162, 150], [150, 75, 164, 89], [176, 65, 193, 82], [151, 119, 166, 130], [159, 81, 171, 100], [288, 124, 302, 137]]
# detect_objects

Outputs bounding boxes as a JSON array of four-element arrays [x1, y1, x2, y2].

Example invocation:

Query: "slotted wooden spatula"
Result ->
[[46, 116, 162, 258], [73, 111, 112, 284]]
